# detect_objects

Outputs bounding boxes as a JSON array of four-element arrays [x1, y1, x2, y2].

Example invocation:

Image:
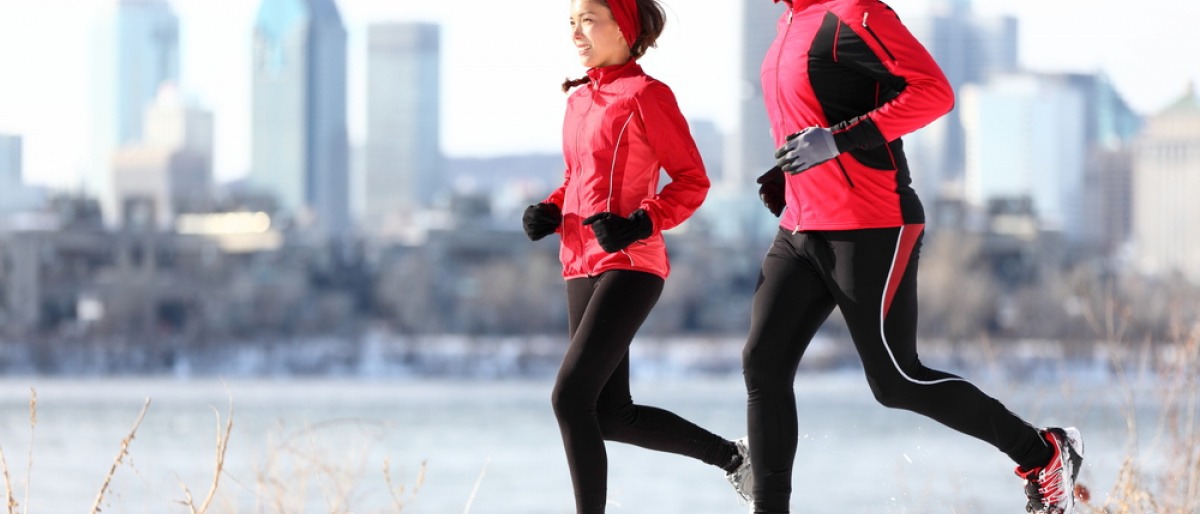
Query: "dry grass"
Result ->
[[0, 387, 428, 513], [1075, 322, 1200, 514], [90, 398, 151, 514]]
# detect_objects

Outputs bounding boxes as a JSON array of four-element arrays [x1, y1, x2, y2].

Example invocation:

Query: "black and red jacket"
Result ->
[[764, 0, 953, 231]]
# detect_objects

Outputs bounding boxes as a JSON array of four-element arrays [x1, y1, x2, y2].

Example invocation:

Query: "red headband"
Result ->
[[607, 0, 640, 49]]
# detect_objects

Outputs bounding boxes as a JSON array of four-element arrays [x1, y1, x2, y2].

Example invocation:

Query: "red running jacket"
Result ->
[[543, 61, 710, 280], [764, 0, 954, 231]]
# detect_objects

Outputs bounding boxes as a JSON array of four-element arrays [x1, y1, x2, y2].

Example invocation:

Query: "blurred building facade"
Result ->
[[1133, 86, 1200, 283], [88, 0, 180, 224], [960, 72, 1140, 247], [363, 22, 442, 236], [251, 0, 350, 234], [724, 0, 785, 190], [902, 0, 1019, 226], [0, 134, 22, 212], [112, 87, 214, 230]]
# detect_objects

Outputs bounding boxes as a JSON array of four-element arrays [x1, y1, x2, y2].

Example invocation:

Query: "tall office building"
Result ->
[[0, 134, 19, 188], [89, 0, 180, 222], [1133, 86, 1200, 283], [0, 134, 22, 212], [251, 0, 349, 234], [363, 22, 441, 231], [961, 74, 1088, 240], [904, 1, 1018, 207], [962, 71, 1140, 248], [724, 0, 785, 190]]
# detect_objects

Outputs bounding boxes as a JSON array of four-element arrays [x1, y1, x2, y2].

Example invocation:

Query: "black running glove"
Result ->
[[582, 209, 653, 253], [522, 203, 561, 241], [756, 166, 785, 217]]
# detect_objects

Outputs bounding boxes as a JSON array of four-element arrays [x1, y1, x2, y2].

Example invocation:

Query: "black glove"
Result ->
[[522, 203, 561, 241], [582, 209, 653, 253], [756, 166, 785, 217], [775, 126, 839, 174]]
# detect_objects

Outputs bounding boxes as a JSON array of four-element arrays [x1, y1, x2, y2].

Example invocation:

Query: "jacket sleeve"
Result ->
[[829, 1, 954, 151], [635, 82, 710, 232]]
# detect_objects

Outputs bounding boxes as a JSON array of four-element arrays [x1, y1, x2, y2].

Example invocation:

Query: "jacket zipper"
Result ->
[[861, 13, 895, 61], [834, 158, 855, 189]]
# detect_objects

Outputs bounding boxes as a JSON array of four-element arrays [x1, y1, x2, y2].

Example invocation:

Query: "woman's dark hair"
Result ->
[[561, 0, 667, 93]]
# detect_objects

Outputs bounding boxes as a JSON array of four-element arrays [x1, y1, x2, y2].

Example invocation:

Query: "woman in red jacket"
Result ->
[[521, 0, 752, 512], [745, 1, 1083, 513]]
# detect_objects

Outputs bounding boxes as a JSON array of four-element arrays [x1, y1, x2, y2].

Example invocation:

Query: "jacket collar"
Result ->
[[586, 60, 642, 88]]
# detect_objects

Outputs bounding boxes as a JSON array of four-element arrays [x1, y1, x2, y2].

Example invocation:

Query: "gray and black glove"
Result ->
[[582, 209, 652, 253], [756, 166, 785, 217], [775, 126, 839, 174], [522, 203, 561, 241]]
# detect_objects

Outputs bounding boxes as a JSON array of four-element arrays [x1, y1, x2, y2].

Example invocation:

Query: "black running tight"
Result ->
[[743, 226, 1052, 514], [553, 270, 736, 514]]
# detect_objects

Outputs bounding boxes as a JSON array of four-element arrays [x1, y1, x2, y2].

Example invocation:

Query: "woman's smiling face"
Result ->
[[570, 0, 631, 69]]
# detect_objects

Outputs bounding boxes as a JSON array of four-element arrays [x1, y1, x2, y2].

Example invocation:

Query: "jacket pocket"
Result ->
[[846, 145, 895, 171]]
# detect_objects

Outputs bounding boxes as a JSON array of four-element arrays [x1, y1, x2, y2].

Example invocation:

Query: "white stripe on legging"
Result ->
[[879, 224, 965, 386]]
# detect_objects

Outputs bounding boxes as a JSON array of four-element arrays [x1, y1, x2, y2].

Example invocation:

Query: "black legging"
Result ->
[[552, 270, 735, 514], [743, 226, 1052, 514]]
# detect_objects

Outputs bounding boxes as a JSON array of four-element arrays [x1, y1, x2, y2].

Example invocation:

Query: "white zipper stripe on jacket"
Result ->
[[608, 112, 637, 266], [606, 112, 637, 212]]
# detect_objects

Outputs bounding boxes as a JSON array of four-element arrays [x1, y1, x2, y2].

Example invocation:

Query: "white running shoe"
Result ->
[[1016, 427, 1085, 514], [726, 437, 754, 505]]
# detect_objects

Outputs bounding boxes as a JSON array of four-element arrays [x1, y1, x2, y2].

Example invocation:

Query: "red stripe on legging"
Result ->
[[883, 224, 924, 318]]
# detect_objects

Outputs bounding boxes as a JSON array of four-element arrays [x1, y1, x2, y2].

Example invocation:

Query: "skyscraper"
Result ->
[[251, 0, 349, 234], [961, 73, 1088, 240], [725, 0, 785, 190], [363, 22, 441, 231], [89, 0, 180, 222], [0, 134, 19, 188], [1133, 86, 1200, 283], [903, 0, 1018, 224]]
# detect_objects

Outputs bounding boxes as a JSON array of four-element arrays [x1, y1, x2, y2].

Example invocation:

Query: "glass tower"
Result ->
[[251, 0, 349, 234], [364, 22, 441, 229], [89, 0, 180, 222]]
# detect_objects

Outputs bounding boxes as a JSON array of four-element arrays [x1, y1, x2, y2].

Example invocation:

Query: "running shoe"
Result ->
[[726, 437, 754, 505], [1016, 427, 1085, 514]]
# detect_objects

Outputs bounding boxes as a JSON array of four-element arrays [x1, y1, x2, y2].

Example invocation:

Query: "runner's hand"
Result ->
[[523, 203, 561, 241], [756, 166, 785, 217], [775, 127, 838, 174], [582, 209, 653, 253]]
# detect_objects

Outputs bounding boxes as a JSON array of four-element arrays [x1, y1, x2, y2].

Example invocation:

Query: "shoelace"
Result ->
[[728, 466, 753, 504], [1023, 455, 1067, 514]]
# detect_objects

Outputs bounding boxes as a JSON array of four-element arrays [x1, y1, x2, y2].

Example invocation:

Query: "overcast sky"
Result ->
[[0, 0, 1197, 189]]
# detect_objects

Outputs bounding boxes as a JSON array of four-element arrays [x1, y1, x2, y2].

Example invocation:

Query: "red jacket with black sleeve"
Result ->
[[543, 61, 710, 280], [764, 0, 954, 231]]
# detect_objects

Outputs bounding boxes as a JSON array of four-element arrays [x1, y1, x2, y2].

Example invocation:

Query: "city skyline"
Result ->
[[0, 0, 1197, 191]]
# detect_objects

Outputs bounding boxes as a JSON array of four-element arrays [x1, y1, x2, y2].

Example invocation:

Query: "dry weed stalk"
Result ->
[[23, 389, 34, 514], [382, 458, 425, 512], [0, 444, 15, 514], [250, 419, 386, 513], [463, 457, 490, 514], [0, 389, 37, 514], [176, 394, 234, 514], [89, 398, 151, 514]]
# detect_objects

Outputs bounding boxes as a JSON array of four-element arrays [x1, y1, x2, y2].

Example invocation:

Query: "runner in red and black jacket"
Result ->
[[741, 2, 1084, 513]]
